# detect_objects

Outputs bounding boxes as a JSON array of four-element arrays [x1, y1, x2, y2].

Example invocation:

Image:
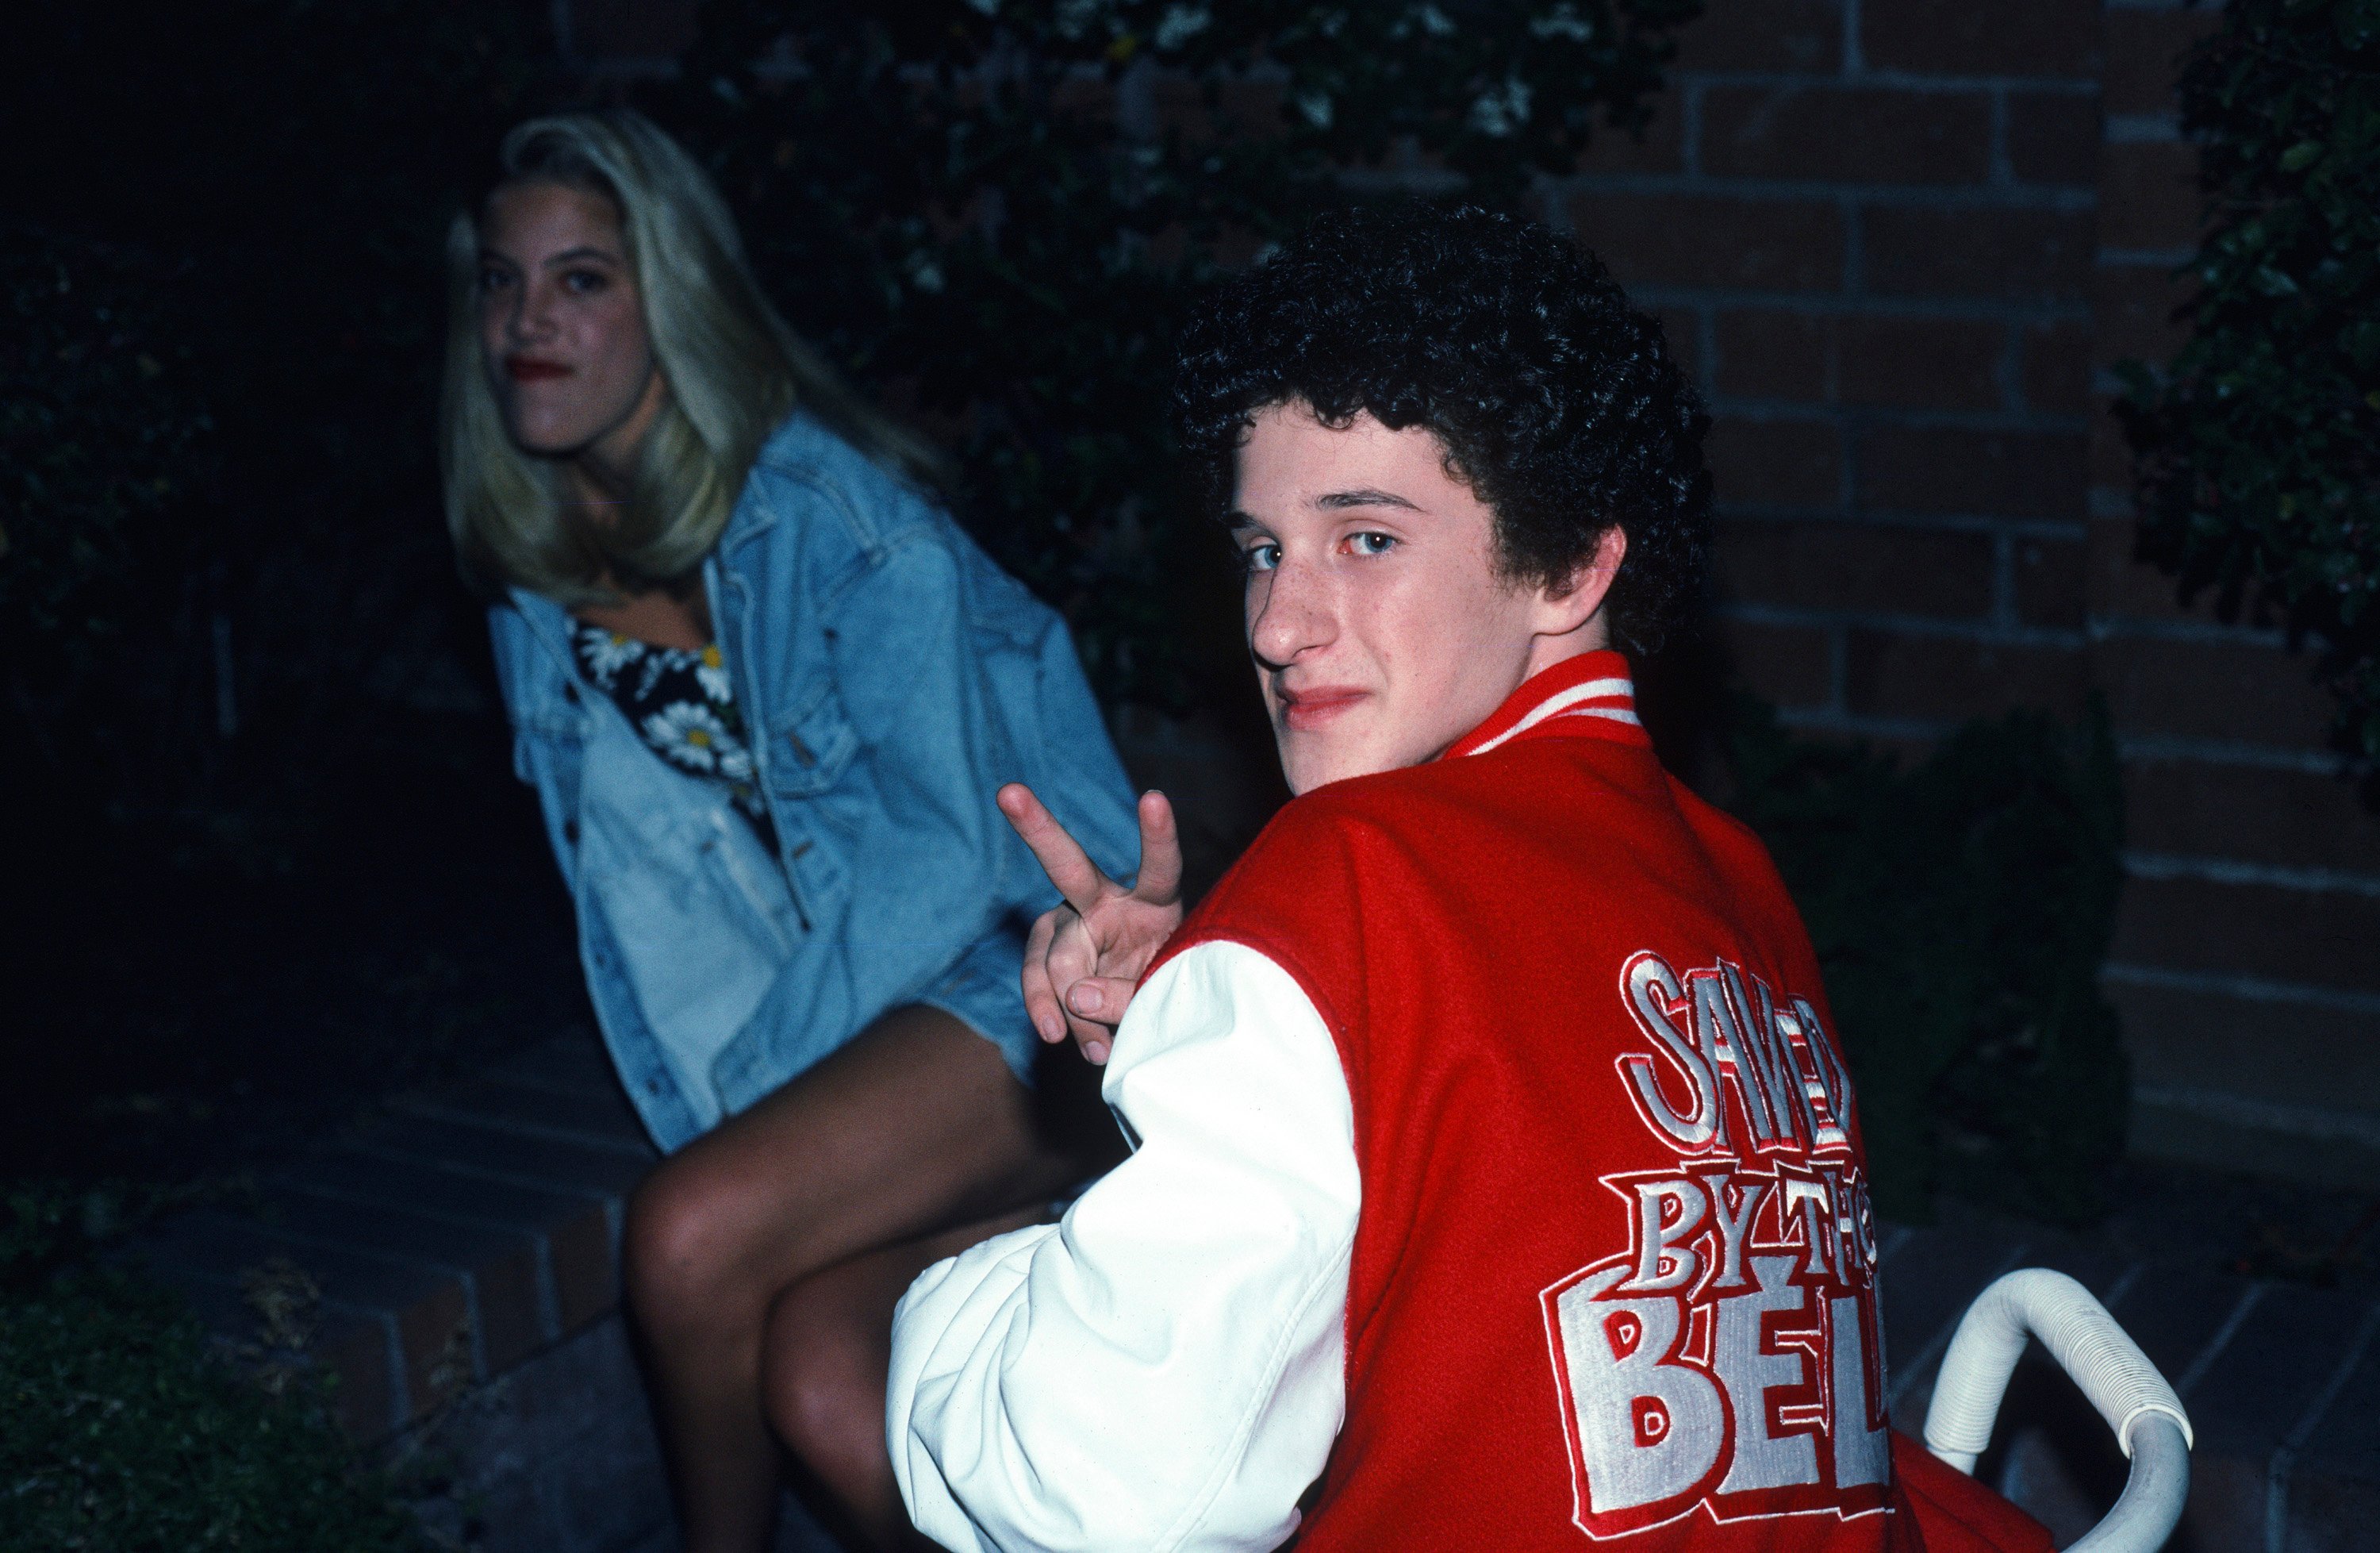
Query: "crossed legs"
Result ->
[[621, 1004, 1084, 1552]]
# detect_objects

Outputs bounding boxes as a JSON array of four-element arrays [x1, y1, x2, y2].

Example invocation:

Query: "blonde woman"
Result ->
[[443, 110, 1143, 1551]]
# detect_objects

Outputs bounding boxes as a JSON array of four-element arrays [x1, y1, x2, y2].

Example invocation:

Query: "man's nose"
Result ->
[[1248, 559, 1332, 669]]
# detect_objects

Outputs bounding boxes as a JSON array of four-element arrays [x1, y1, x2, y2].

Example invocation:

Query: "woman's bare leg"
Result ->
[[761, 1205, 1051, 1549], [620, 1005, 1084, 1553]]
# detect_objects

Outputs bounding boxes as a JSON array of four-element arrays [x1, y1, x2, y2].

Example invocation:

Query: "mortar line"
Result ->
[[2175, 1282, 2267, 1398], [2265, 1301, 2380, 1553]]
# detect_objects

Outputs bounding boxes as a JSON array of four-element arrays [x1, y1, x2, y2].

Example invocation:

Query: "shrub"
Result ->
[[652, 0, 1702, 702], [1725, 701, 2129, 1226], [2117, 0, 2380, 771], [0, 1187, 422, 1553]]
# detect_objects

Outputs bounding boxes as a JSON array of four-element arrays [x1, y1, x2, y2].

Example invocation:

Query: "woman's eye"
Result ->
[[1242, 542, 1282, 574], [478, 267, 513, 294], [562, 268, 609, 294], [1350, 532, 1397, 556]]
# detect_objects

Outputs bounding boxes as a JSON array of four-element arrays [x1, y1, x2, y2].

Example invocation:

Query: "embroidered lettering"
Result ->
[[1543, 952, 1891, 1540]]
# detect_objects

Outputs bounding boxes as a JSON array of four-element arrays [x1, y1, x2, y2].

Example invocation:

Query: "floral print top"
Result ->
[[571, 624, 775, 843]]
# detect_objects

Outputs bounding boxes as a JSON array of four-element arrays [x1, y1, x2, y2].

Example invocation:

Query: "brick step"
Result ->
[[1877, 1205, 2380, 1553], [117, 1029, 2380, 1551]]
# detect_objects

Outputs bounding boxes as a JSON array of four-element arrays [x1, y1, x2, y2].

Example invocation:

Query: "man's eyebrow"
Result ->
[[1315, 487, 1422, 512]]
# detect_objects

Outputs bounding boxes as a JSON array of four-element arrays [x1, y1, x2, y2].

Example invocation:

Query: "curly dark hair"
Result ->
[[1174, 202, 1710, 654]]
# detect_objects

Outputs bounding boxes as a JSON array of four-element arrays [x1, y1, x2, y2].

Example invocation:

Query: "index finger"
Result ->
[[998, 782, 1112, 914]]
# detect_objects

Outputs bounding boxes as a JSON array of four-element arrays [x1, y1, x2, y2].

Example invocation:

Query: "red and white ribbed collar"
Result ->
[[1441, 650, 1649, 761]]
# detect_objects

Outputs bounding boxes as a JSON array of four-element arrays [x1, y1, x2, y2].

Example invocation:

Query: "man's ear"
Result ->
[[1533, 525, 1629, 642]]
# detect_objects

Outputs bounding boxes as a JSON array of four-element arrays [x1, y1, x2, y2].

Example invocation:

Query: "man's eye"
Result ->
[[1242, 542, 1282, 573], [1350, 532, 1397, 556]]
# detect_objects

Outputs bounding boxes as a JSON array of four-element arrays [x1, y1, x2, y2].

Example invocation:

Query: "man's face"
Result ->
[[1233, 402, 1599, 794]]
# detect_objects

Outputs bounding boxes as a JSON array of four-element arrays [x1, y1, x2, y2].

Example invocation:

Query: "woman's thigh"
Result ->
[[759, 1205, 1050, 1494], [622, 1004, 1081, 1320]]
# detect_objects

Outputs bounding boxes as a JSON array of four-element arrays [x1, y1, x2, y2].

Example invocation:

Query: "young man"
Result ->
[[885, 205, 2049, 1553]]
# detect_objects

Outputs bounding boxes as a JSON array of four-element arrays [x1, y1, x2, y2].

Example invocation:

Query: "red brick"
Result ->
[[547, 1199, 620, 1332], [2110, 980, 2380, 1117], [315, 1313, 400, 1443], [1577, 93, 1687, 175], [1843, 629, 2086, 721], [2113, 875, 2380, 995], [1714, 309, 1832, 402], [405, 1077, 654, 1152], [1858, 426, 2086, 519], [2094, 635, 2338, 748], [1715, 517, 1994, 617], [1861, 0, 2100, 79], [2105, 9, 2224, 119], [1718, 617, 1836, 709], [2020, 319, 2092, 414], [2093, 261, 2194, 368], [1674, 0, 1844, 74], [1838, 315, 2002, 410], [2014, 535, 2086, 629], [1864, 206, 2095, 302], [257, 1189, 545, 1378], [2006, 91, 2101, 187], [129, 1210, 470, 1428], [2101, 140, 2203, 253], [1701, 86, 1993, 186], [1704, 416, 1844, 506], [2125, 759, 2380, 878], [1573, 193, 1845, 294]]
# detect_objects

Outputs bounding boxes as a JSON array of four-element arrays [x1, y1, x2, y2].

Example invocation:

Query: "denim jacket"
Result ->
[[489, 413, 1141, 1152]]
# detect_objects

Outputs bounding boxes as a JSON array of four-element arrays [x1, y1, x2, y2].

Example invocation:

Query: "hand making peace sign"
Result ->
[[998, 782, 1187, 1065]]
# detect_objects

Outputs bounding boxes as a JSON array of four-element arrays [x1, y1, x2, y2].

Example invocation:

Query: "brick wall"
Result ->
[[558, 0, 2380, 1192], [1551, 0, 2380, 1190]]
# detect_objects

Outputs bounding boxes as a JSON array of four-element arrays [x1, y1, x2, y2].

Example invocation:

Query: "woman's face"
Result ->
[[476, 180, 662, 465]]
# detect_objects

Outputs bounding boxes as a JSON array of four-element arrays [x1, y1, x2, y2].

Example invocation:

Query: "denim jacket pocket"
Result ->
[[765, 678, 858, 798]]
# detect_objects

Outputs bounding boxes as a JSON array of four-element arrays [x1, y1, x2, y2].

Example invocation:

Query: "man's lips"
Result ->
[[1276, 684, 1367, 730], [505, 357, 573, 382]]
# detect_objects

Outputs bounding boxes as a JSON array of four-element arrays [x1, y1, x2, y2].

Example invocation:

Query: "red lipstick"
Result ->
[[505, 357, 572, 382]]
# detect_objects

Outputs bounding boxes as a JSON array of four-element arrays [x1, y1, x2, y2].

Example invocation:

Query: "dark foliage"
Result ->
[[649, 0, 1702, 700], [1, 1190, 423, 1553], [1725, 701, 2129, 1226], [2, 0, 559, 821], [2117, 0, 2380, 775], [1173, 201, 1709, 653]]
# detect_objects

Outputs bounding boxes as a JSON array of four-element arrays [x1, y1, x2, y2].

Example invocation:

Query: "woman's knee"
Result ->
[[622, 1152, 770, 1327], [761, 1282, 887, 1478]]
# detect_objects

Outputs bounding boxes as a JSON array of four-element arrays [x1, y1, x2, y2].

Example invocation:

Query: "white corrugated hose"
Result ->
[[1921, 1268, 2194, 1553]]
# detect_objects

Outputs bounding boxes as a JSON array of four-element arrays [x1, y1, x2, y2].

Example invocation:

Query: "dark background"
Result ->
[[6, 0, 2378, 1214]]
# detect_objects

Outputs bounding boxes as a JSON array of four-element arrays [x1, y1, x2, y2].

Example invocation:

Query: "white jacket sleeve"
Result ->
[[886, 940, 1360, 1553]]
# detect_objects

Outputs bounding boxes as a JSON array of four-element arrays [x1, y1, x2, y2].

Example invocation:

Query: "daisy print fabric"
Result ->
[[572, 625, 774, 837]]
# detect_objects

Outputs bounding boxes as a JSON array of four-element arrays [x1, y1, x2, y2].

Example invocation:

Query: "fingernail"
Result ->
[[1068, 984, 1100, 1016], [1037, 1015, 1064, 1041], [1085, 1041, 1109, 1065]]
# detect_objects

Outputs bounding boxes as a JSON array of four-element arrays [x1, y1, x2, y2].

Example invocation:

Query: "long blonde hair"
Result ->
[[442, 110, 940, 602]]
